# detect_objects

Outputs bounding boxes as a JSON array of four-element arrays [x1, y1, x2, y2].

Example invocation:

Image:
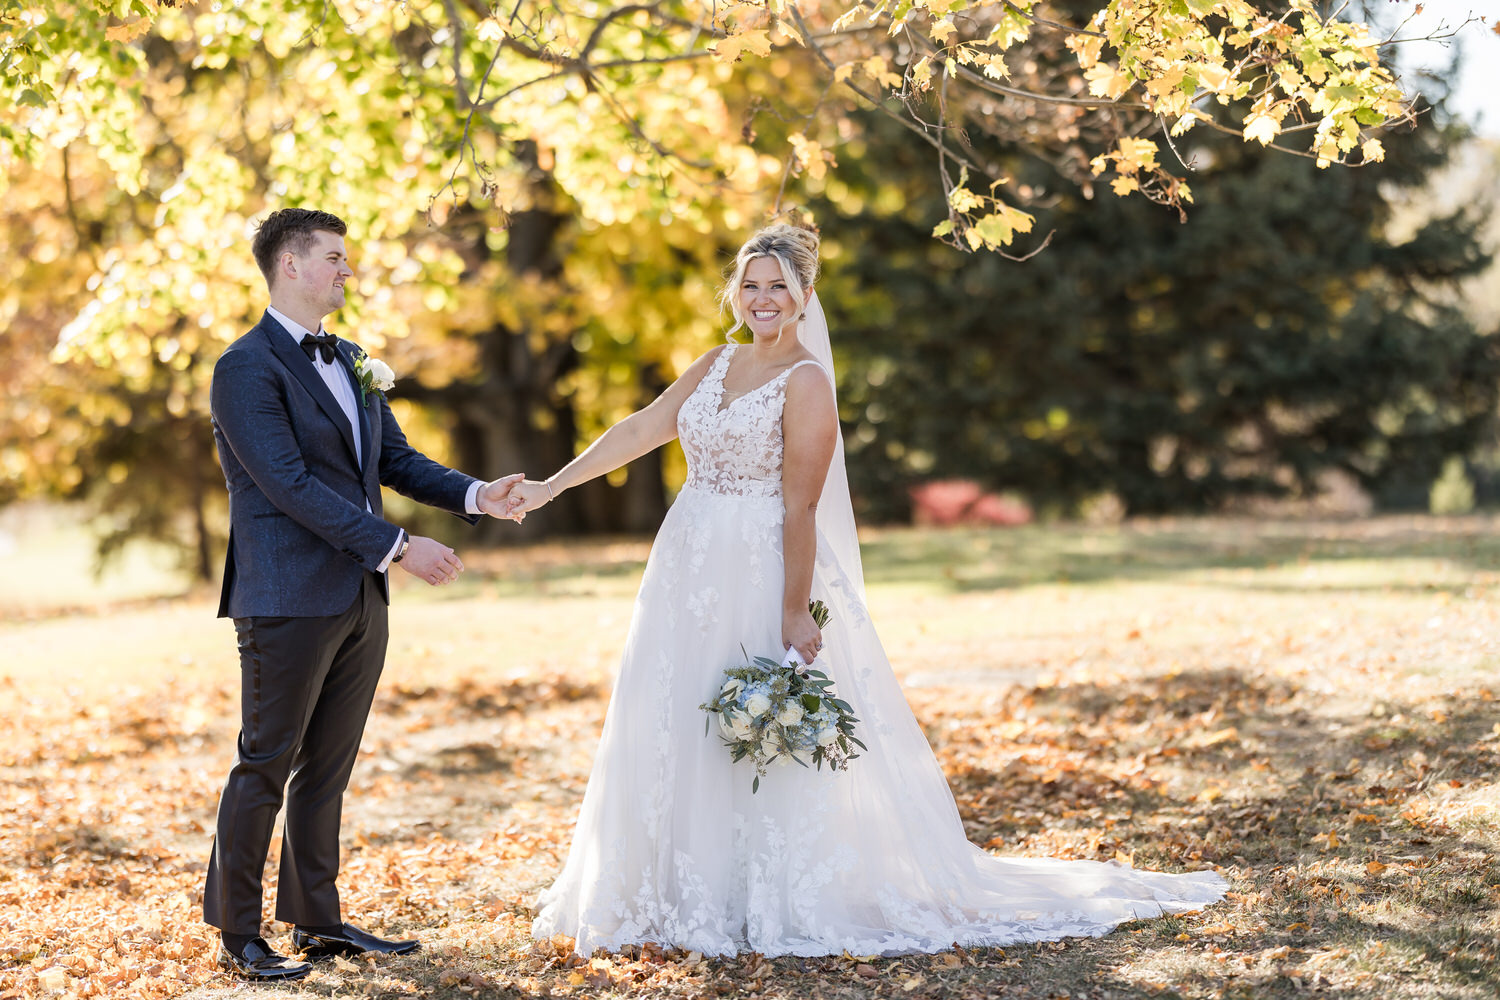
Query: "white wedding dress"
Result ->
[[531, 338, 1227, 957]]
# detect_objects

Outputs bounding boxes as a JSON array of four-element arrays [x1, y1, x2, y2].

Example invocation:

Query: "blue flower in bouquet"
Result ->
[[699, 600, 864, 792]]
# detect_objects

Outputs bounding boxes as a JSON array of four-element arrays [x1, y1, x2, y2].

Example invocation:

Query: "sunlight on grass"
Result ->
[[0, 504, 194, 617], [5, 512, 1500, 999]]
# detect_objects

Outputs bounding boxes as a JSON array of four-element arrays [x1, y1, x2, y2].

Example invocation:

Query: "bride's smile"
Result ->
[[739, 257, 799, 338]]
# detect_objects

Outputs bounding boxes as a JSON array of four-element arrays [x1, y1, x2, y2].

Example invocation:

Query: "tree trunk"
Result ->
[[409, 160, 671, 543]]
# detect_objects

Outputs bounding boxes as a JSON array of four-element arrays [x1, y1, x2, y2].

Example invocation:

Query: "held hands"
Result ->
[[506, 479, 555, 518], [472, 472, 554, 522], [476, 473, 526, 522], [398, 535, 465, 586], [399, 472, 525, 587], [782, 607, 822, 666]]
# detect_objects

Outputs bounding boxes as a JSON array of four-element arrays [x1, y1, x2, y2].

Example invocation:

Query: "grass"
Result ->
[[3, 512, 1500, 999]]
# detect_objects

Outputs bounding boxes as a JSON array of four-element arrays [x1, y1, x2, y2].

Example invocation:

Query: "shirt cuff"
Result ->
[[375, 529, 406, 573], [465, 480, 483, 515]]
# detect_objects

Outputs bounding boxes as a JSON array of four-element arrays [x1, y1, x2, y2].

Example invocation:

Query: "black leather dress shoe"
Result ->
[[292, 922, 420, 958], [217, 937, 312, 981]]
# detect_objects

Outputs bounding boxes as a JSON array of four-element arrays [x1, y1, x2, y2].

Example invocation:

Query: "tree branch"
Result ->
[[790, 6, 983, 176], [997, 0, 1108, 39], [581, 3, 659, 58]]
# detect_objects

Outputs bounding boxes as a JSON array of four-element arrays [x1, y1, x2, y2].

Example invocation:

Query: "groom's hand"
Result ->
[[477, 473, 526, 521], [398, 535, 464, 585]]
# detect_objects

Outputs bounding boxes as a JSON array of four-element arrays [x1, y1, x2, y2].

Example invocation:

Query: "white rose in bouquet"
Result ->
[[717, 709, 739, 740], [721, 677, 744, 700], [759, 734, 781, 759], [816, 725, 838, 747], [775, 701, 804, 727], [745, 692, 773, 720]]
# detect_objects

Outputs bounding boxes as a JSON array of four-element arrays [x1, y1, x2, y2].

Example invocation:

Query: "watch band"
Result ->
[[391, 531, 410, 564]]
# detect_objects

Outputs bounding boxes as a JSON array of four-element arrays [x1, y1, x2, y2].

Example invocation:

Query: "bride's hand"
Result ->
[[782, 608, 822, 665], [507, 479, 554, 517]]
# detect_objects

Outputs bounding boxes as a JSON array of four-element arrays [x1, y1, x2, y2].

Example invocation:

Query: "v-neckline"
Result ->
[[713, 345, 796, 416]]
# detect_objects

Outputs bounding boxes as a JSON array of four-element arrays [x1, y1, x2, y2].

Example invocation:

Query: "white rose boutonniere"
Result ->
[[352, 350, 396, 406]]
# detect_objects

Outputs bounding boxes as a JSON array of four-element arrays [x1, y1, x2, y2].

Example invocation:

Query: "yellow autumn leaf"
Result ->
[[1244, 114, 1280, 145], [711, 35, 745, 63], [930, 18, 957, 44], [947, 183, 984, 213], [972, 211, 1016, 248], [1311, 829, 1340, 850], [1115, 137, 1159, 172], [1111, 176, 1140, 196], [738, 29, 773, 58], [911, 55, 933, 90], [1067, 34, 1104, 70], [1171, 111, 1210, 136], [1145, 66, 1187, 98], [105, 19, 152, 42], [1085, 62, 1129, 99], [987, 51, 1011, 79], [789, 133, 834, 181], [1361, 137, 1385, 162], [831, 7, 865, 31], [1197, 63, 1232, 92], [475, 17, 507, 42]]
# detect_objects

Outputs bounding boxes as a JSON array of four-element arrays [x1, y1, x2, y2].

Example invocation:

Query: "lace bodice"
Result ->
[[677, 345, 829, 499]]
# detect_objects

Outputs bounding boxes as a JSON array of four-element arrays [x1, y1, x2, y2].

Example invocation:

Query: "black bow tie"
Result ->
[[300, 332, 338, 365]]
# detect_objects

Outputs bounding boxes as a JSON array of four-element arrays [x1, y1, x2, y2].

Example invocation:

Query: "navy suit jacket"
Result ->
[[211, 312, 480, 618]]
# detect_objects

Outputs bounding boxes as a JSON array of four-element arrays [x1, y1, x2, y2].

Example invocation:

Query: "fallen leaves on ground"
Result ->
[[5, 518, 1500, 999]]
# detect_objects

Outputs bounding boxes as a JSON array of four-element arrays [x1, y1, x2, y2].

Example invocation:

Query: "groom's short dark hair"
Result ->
[[253, 208, 348, 287]]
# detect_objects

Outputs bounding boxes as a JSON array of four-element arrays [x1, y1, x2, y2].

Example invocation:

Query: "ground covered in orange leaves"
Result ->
[[4, 517, 1499, 999]]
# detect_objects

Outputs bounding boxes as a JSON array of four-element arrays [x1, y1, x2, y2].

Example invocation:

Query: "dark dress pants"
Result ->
[[203, 572, 388, 935]]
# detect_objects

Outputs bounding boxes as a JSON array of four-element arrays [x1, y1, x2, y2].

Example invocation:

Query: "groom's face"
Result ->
[[288, 230, 353, 319]]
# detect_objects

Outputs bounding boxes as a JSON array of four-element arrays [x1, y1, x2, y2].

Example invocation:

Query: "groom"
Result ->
[[205, 208, 521, 981]]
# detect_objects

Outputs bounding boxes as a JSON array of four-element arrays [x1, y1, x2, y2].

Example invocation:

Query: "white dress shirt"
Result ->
[[267, 307, 483, 571]]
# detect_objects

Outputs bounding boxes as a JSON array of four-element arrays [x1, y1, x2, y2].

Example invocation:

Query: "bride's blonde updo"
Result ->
[[720, 224, 821, 342]]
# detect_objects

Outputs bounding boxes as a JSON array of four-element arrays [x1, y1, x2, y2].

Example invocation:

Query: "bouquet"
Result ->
[[699, 600, 864, 792]]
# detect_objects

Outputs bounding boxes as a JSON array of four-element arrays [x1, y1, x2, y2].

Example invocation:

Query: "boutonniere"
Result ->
[[352, 350, 396, 406]]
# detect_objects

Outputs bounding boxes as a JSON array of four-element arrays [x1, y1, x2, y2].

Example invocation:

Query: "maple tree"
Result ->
[[2, 1, 1424, 248], [0, 0, 1444, 565]]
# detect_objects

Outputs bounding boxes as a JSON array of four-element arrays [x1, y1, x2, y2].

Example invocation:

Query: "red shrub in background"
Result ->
[[908, 480, 1032, 527]]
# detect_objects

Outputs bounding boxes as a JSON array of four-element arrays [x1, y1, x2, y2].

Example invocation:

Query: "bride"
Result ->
[[504, 224, 1227, 957]]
